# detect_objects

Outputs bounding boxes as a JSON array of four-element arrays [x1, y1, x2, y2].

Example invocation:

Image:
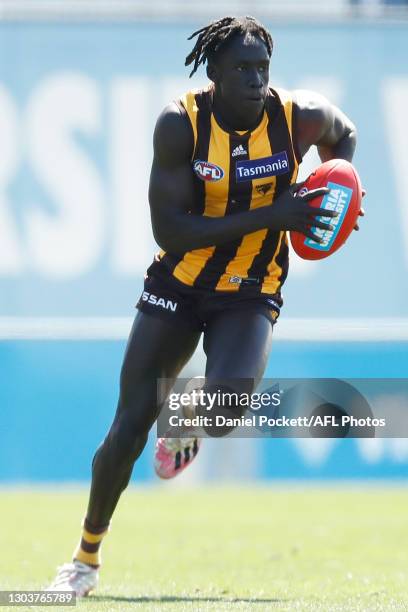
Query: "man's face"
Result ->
[[209, 33, 270, 122]]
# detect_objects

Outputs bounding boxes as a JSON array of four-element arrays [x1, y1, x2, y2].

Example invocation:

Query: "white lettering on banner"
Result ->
[[1, 73, 405, 290], [110, 79, 153, 275], [383, 77, 408, 266], [0, 75, 346, 281], [0, 85, 23, 274], [25, 73, 105, 278]]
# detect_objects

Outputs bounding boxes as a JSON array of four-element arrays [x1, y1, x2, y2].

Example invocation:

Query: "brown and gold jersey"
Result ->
[[158, 84, 301, 294]]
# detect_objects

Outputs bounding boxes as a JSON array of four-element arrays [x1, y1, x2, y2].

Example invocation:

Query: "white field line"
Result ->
[[0, 317, 407, 341]]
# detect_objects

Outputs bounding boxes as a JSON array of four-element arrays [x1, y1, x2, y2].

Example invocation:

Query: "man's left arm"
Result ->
[[293, 89, 357, 162], [293, 89, 364, 228]]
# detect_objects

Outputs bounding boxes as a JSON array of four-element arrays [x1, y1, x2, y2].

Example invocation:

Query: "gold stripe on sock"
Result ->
[[72, 521, 110, 568], [82, 528, 108, 544], [74, 548, 102, 567]]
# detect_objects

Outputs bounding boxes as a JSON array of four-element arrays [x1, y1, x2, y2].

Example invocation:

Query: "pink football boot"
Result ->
[[154, 436, 201, 479], [155, 376, 204, 479]]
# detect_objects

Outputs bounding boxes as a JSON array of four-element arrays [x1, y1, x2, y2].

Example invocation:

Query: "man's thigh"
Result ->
[[123, 311, 200, 376], [119, 311, 201, 419], [203, 309, 274, 387]]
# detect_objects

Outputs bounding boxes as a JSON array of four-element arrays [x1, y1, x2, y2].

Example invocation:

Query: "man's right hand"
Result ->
[[268, 185, 339, 244]]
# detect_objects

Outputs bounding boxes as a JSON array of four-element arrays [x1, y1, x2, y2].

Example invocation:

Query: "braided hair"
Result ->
[[185, 16, 273, 78]]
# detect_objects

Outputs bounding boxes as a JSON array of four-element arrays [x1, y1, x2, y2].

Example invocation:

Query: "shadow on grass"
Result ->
[[88, 594, 287, 604]]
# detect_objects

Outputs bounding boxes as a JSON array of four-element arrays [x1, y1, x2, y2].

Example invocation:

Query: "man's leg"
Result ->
[[47, 311, 200, 594], [204, 309, 273, 382], [154, 308, 274, 475], [85, 312, 200, 528], [199, 309, 274, 435]]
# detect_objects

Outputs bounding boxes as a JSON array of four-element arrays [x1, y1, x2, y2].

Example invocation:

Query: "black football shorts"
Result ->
[[136, 260, 283, 332]]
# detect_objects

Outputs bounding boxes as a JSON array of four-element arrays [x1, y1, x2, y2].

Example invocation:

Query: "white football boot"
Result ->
[[45, 560, 98, 598]]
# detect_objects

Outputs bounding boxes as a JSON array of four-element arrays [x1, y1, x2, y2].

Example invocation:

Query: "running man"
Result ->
[[46, 15, 362, 596]]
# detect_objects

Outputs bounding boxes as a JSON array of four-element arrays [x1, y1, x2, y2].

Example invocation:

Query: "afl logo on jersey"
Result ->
[[193, 160, 224, 182]]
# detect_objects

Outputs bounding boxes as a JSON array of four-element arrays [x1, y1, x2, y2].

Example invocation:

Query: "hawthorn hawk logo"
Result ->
[[256, 183, 273, 196]]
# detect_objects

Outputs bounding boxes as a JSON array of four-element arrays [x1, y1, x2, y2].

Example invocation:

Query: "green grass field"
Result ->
[[1, 486, 407, 611]]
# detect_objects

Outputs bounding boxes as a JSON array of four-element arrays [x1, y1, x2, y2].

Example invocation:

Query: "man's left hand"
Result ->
[[353, 189, 366, 231]]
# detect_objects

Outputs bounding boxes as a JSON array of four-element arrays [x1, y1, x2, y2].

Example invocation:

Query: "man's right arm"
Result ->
[[148, 104, 334, 254]]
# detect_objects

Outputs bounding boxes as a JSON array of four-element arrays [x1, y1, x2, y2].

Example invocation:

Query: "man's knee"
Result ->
[[197, 381, 254, 437]]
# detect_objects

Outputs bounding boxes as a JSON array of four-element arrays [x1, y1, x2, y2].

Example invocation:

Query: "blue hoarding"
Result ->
[[1, 339, 407, 482]]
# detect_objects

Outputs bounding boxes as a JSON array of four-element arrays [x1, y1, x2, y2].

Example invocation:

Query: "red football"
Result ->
[[289, 159, 362, 260]]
